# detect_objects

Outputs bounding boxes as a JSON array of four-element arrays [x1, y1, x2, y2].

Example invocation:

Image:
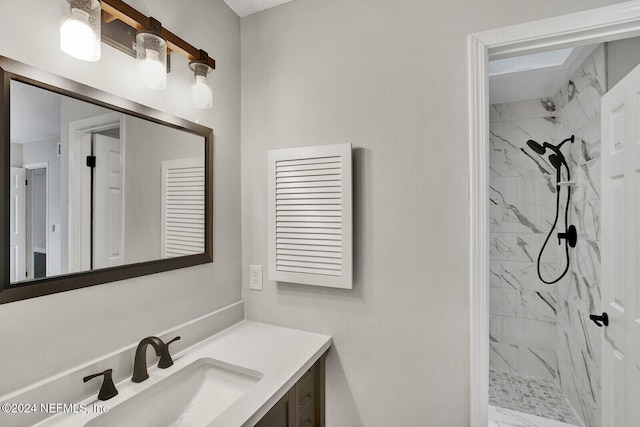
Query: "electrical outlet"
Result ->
[[249, 265, 263, 291]]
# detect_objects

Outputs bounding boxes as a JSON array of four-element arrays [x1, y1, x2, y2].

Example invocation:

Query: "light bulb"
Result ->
[[137, 49, 166, 90], [60, 6, 100, 61], [191, 75, 212, 109]]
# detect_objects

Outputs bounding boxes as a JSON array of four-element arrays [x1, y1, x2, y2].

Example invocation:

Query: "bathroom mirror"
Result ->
[[0, 57, 213, 304]]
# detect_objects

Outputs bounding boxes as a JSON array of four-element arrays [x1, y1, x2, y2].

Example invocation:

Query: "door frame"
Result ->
[[468, 2, 640, 426], [67, 112, 124, 272], [23, 162, 49, 279]]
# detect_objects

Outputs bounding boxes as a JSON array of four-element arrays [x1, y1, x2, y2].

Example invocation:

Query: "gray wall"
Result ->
[[606, 36, 640, 89], [240, 0, 624, 425], [10, 144, 23, 167], [123, 115, 203, 263], [0, 0, 241, 397]]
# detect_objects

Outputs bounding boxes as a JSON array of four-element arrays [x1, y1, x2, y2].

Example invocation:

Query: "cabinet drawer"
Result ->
[[296, 374, 315, 413], [297, 367, 314, 390], [298, 403, 315, 427]]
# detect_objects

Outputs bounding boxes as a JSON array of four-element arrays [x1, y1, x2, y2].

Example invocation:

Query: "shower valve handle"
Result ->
[[557, 225, 577, 247], [590, 312, 609, 327]]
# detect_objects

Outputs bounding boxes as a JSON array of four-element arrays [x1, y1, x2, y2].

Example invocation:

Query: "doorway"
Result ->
[[24, 163, 48, 279], [67, 113, 124, 273], [469, 2, 640, 427], [488, 42, 606, 426]]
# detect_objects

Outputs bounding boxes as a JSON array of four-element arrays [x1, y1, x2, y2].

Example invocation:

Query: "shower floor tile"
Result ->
[[490, 405, 578, 427], [489, 369, 579, 425]]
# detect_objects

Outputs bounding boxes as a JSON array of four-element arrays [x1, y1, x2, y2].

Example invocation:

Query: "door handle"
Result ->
[[590, 312, 609, 327]]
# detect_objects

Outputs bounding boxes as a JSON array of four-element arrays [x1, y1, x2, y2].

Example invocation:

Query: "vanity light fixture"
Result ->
[[60, 0, 102, 61], [59, 0, 216, 107], [136, 18, 167, 90], [189, 50, 214, 109]]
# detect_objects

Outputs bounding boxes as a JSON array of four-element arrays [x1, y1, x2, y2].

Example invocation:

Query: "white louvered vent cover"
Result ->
[[268, 143, 352, 289], [161, 158, 205, 258]]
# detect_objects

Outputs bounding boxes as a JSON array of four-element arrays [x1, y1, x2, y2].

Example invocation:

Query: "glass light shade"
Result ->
[[60, 0, 101, 61], [189, 62, 213, 109], [136, 32, 167, 90]]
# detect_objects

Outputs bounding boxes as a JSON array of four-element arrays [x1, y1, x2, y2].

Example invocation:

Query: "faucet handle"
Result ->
[[166, 336, 181, 346], [158, 336, 181, 369], [83, 369, 118, 401]]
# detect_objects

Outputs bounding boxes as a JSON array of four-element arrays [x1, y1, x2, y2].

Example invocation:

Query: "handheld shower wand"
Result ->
[[526, 135, 576, 284]]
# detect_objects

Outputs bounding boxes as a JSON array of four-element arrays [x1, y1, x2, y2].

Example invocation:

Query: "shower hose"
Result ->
[[536, 168, 571, 284]]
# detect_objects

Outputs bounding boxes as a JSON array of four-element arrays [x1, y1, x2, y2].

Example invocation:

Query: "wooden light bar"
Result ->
[[100, 0, 215, 69]]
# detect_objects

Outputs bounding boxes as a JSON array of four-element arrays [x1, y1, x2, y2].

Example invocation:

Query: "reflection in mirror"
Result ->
[[9, 80, 205, 285]]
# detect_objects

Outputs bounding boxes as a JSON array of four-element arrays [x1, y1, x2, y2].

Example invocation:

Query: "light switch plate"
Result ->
[[249, 265, 263, 291]]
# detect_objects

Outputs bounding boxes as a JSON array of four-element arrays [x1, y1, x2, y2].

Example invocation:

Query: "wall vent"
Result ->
[[268, 143, 352, 289], [161, 158, 205, 258]]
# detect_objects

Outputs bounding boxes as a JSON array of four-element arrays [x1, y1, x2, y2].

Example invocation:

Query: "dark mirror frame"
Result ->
[[0, 56, 213, 304]]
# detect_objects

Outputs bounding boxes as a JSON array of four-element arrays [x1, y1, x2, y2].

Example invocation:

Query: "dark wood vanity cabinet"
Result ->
[[255, 353, 326, 427]]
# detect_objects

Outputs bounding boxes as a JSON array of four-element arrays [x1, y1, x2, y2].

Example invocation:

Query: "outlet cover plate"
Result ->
[[249, 265, 263, 291]]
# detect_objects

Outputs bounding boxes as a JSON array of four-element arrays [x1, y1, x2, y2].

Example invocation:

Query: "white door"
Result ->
[[601, 62, 640, 427], [9, 167, 26, 282], [92, 134, 123, 269]]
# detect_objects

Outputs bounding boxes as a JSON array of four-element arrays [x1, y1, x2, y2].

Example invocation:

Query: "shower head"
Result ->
[[527, 139, 546, 155], [549, 153, 562, 169]]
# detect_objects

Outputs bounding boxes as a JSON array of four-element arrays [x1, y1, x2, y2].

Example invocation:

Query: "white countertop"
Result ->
[[36, 321, 332, 427]]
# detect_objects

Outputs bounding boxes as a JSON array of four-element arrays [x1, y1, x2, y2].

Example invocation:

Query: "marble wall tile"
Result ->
[[491, 259, 565, 293], [490, 232, 563, 265], [495, 260, 527, 290], [556, 308, 599, 363], [591, 44, 607, 94], [490, 204, 545, 234], [572, 45, 607, 96], [491, 288, 520, 316], [524, 232, 563, 264], [520, 175, 557, 206], [491, 176, 520, 205], [570, 118, 601, 165], [557, 273, 601, 316], [571, 158, 601, 203], [518, 346, 559, 380], [516, 235, 538, 263], [503, 317, 557, 351], [490, 315, 504, 342], [490, 261, 505, 288], [490, 233, 519, 261], [571, 238, 600, 283], [490, 119, 557, 177], [518, 290, 558, 321], [521, 262, 567, 292], [560, 85, 602, 131], [556, 313, 601, 427], [557, 45, 606, 108], [490, 342, 519, 373], [572, 200, 600, 242], [521, 261, 571, 289], [491, 98, 557, 122]]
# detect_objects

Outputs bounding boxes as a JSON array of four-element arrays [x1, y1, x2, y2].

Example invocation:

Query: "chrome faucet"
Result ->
[[131, 336, 181, 383]]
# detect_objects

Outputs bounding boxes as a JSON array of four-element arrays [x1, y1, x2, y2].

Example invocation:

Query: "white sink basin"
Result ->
[[85, 358, 262, 427]]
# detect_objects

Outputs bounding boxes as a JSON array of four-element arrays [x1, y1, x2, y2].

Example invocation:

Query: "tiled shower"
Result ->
[[489, 45, 603, 427]]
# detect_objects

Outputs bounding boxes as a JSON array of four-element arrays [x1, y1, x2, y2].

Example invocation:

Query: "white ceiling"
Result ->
[[10, 81, 61, 145], [489, 48, 574, 77], [489, 45, 598, 104], [223, 0, 297, 17]]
